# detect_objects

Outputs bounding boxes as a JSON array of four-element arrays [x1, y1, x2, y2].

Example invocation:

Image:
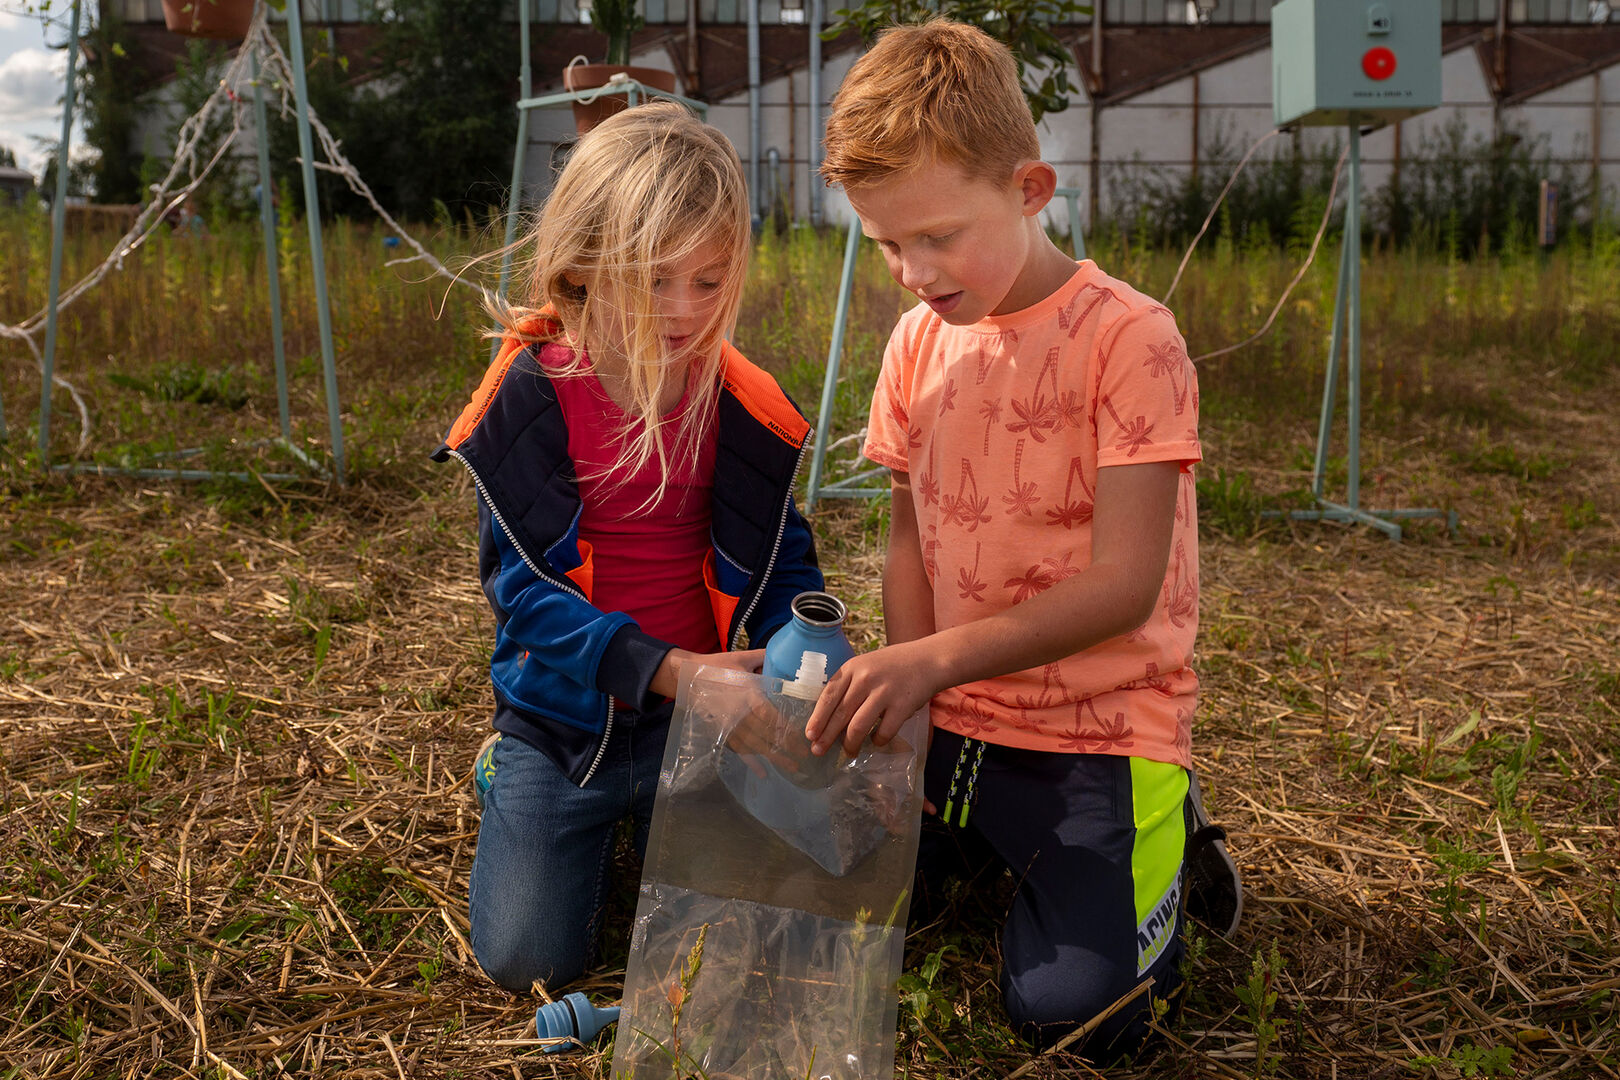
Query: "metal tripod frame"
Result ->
[[28, 0, 346, 485], [1286, 122, 1454, 541], [803, 188, 1087, 513]]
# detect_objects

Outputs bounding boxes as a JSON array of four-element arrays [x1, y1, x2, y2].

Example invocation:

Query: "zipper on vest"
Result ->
[[729, 436, 811, 650], [448, 449, 617, 787]]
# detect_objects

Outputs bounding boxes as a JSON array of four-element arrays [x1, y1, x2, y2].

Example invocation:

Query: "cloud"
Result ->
[[0, 45, 68, 177], [0, 46, 66, 127]]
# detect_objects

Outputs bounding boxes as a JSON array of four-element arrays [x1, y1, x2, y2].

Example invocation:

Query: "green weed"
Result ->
[[1413, 1041, 1514, 1077], [1234, 941, 1286, 1077], [1196, 467, 1267, 539]]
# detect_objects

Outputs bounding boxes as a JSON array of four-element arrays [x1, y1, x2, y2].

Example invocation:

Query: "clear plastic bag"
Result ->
[[611, 666, 927, 1080]]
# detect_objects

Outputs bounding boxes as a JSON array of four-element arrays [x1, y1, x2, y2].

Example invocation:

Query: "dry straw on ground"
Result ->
[[3, 357, 1618, 1078]]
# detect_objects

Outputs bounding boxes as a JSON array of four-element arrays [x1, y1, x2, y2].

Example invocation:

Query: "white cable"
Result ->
[[3, 2, 480, 456], [1191, 144, 1348, 365], [1160, 127, 1282, 306]]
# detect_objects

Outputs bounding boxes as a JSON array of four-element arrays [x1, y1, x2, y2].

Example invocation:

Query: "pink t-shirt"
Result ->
[[547, 344, 721, 655], [863, 263, 1200, 767]]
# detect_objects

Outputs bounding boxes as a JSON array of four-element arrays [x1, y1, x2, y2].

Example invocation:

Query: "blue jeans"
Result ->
[[468, 708, 670, 992]]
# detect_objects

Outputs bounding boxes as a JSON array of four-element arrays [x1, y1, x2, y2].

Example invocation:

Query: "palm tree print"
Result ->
[[939, 458, 991, 531], [956, 542, 988, 603], [937, 377, 958, 416], [1013, 661, 1070, 711], [1005, 551, 1080, 603], [1059, 699, 1136, 751], [1004, 347, 1063, 442], [1162, 538, 1196, 630], [941, 695, 998, 738], [915, 469, 940, 508], [974, 330, 1019, 384], [1045, 456, 1094, 529], [1118, 661, 1172, 696], [1099, 395, 1154, 457], [922, 526, 941, 582], [1001, 439, 1039, 516], [1144, 339, 1190, 416], [979, 398, 1002, 455], [1056, 287, 1109, 341]]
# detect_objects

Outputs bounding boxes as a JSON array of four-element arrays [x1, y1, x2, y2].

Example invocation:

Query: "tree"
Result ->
[[267, 0, 518, 221], [824, 0, 1090, 122], [78, 10, 147, 204], [0, 146, 17, 168], [369, 0, 520, 219]]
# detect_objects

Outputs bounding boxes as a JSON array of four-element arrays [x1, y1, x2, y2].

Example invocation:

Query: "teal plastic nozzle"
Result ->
[[535, 992, 621, 1053]]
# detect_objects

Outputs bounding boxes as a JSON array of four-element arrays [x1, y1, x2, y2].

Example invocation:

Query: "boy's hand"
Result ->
[[804, 639, 943, 758]]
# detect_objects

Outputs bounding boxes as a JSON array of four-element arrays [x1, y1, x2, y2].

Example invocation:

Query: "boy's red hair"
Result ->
[[821, 19, 1041, 190]]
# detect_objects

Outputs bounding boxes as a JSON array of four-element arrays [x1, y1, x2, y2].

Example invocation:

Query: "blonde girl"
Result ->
[[434, 101, 824, 991]]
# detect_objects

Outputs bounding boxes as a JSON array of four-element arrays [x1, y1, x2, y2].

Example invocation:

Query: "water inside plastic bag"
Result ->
[[611, 666, 926, 1080]]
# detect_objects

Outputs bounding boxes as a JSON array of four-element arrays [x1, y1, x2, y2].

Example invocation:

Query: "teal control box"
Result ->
[[1271, 0, 1441, 127]]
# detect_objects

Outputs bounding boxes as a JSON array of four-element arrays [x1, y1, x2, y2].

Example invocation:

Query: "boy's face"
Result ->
[[846, 159, 1054, 326]]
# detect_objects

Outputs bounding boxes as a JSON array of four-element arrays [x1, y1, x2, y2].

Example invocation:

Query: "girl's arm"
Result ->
[[805, 459, 1182, 757]]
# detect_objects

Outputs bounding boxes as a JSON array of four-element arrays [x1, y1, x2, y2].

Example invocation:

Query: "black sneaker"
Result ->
[[1185, 772, 1243, 940]]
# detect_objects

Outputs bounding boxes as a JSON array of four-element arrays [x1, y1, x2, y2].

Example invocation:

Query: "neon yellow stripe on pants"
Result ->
[[1130, 757, 1189, 975]]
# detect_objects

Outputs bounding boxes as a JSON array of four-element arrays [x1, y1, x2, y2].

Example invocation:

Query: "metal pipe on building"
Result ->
[[748, 0, 762, 227], [1088, 0, 1104, 227], [809, 0, 824, 226], [686, 0, 700, 93]]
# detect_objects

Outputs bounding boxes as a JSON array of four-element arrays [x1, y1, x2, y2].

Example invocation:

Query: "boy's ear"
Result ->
[[1013, 160, 1058, 217]]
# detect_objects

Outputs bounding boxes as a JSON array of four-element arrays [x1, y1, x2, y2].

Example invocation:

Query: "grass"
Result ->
[[2, 208, 1618, 1077]]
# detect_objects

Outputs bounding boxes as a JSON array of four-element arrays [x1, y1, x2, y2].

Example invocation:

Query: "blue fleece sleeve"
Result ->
[[489, 526, 674, 708], [744, 498, 825, 647]]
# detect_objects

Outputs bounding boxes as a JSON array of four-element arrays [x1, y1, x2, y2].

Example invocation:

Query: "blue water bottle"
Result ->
[[762, 591, 856, 696]]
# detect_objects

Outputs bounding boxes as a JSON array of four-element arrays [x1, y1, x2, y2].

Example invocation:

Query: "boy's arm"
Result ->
[[881, 471, 935, 646], [805, 459, 1182, 756]]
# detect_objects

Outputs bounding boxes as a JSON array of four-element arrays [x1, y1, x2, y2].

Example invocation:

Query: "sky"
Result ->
[[0, 5, 85, 180]]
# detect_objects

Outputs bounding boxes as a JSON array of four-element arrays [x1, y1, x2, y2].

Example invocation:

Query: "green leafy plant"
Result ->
[[823, 0, 1090, 122], [1234, 941, 1286, 1077], [589, 0, 645, 66], [1413, 1041, 1515, 1077]]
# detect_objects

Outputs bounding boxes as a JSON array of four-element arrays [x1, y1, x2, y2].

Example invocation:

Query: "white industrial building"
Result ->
[[103, 0, 1620, 228]]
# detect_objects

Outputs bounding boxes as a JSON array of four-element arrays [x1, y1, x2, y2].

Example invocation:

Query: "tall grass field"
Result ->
[[2, 207, 1618, 1079]]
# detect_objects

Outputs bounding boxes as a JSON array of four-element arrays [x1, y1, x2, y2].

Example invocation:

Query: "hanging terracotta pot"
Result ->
[[162, 0, 255, 39], [563, 64, 679, 135]]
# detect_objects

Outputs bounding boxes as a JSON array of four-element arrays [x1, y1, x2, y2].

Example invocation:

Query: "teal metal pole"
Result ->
[[252, 49, 292, 444], [286, 0, 346, 484], [38, 0, 84, 465], [1058, 188, 1086, 261], [804, 218, 862, 512], [1311, 219, 1352, 500], [1345, 123, 1362, 513], [498, 0, 533, 295]]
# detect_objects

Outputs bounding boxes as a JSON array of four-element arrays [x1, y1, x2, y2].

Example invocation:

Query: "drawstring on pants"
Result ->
[[941, 738, 985, 828]]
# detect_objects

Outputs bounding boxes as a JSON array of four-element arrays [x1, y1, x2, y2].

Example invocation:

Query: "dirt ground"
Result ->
[[3, 361, 1618, 1078]]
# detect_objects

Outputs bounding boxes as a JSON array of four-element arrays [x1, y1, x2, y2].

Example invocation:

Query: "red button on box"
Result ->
[[1362, 47, 1397, 80]]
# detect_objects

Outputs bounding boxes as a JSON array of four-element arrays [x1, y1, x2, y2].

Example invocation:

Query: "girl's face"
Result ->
[[648, 238, 731, 360], [590, 237, 732, 372]]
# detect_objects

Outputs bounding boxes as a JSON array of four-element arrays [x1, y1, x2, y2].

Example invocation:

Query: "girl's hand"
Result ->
[[803, 640, 944, 758], [651, 647, 764, 699]]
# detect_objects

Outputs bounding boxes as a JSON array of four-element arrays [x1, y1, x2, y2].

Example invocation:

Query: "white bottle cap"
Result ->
[[780, 651, 828, 700]]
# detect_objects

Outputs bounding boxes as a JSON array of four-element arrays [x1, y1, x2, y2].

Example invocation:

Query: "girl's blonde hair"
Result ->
[[491, 101, 751, 506]]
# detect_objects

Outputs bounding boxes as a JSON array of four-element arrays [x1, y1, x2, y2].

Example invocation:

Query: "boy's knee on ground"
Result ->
[[1002, 953, 1179, 1056]]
